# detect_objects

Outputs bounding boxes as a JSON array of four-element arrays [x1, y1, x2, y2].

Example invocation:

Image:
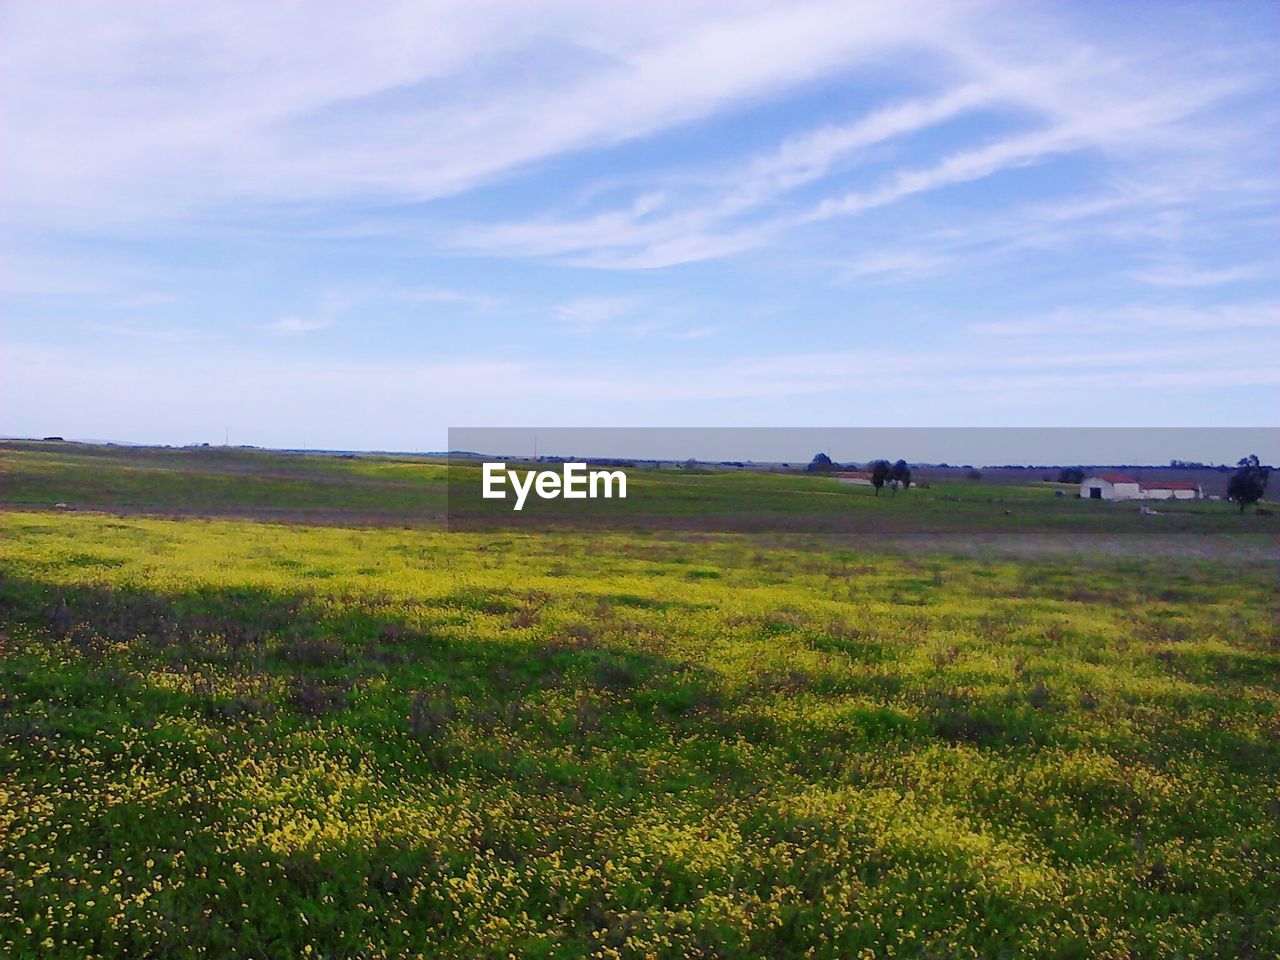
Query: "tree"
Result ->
[[891, 459, 911, 495], [806, 452, 836, 473], [1058, 467, 1085, 485], [1227, 454, 1269, 513], [870, 459, 891, 495]]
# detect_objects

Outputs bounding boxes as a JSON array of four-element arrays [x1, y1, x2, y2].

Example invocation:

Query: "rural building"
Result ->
[[1139, 481, 1201, 500], [1079, 475, 1201, 501], [1080, 475, 1142, 500]]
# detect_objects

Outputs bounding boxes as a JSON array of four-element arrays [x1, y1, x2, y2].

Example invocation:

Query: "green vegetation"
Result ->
[[1, 445, 1276, 958], [447, 461, 1270, 534], [8, 441, 1276, 535], [0, 443, 449, 519]]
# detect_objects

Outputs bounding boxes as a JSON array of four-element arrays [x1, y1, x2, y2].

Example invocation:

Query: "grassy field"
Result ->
[[6, 442, 1276, 537], [0, 443, 449, 521], [1, 445, 1277, 958]]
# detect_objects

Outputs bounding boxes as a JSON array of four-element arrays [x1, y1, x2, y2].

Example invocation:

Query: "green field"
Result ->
[[5, 442, 1275, 537], [1, 444, 1277, 958]]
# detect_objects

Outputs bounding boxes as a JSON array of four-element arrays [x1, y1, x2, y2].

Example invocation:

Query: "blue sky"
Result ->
[[1, 0, 1278, 455]]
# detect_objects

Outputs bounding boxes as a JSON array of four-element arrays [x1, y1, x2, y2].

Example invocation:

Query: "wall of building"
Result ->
[[1080, 478, 1143, 501], [1081, 479, 1200, 501]]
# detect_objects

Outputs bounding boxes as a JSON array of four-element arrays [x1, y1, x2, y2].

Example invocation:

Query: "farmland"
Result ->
[[1, 443, 1277, 958]]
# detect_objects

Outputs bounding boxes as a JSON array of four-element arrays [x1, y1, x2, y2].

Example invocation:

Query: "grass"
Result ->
[[0, 445, 1277, 958], [7, 441, 1276, 537], [0, 442, 449, 519]]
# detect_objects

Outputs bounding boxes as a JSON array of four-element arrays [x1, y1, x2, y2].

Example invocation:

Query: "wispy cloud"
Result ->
[[0, 0, 962, 227], [5, 2, 1273, 283], [438, 9, 1276, 272], [970, 301, 1280, 337], [2, 2, 1277, 444], [1129, 262, 1267, 288]]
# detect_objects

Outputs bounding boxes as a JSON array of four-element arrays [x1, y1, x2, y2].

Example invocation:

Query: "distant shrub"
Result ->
[[966, 469, 983, 480], [806, 452, 837, 473]]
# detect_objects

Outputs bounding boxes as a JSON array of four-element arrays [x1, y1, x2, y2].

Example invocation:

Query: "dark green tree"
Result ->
[[891, 459, 911, 495], [870, 459, 891, 495], [1227, 454, 1269, 513], [806, 452, 836, 473]]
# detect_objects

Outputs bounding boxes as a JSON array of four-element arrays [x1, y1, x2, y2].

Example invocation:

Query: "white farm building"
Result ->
[[1079, 475, 1201, 501]]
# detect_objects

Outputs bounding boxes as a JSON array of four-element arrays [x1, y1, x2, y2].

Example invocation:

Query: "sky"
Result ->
[[2, 0, 1278, 458]]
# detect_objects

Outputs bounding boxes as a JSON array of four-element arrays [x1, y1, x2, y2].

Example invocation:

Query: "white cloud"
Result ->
[[0, 0, 957, 228], [4, 0, 1274, 285], [827, 171, 1275, 286], [446, 15, 1274, 271], [2, 0, 1276, 442]]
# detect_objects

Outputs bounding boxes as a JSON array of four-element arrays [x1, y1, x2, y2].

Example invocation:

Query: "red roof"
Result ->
[[1085, 474, 1199, 491]]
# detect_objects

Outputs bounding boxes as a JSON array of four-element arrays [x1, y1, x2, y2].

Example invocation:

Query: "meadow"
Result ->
[[0, 444, 1276, 958], [6, 441, 1275, 537]]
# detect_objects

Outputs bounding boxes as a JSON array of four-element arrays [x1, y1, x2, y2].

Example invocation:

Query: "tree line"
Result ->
[[806, 453, 911, 495], [809, 453, 1269, 511]]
